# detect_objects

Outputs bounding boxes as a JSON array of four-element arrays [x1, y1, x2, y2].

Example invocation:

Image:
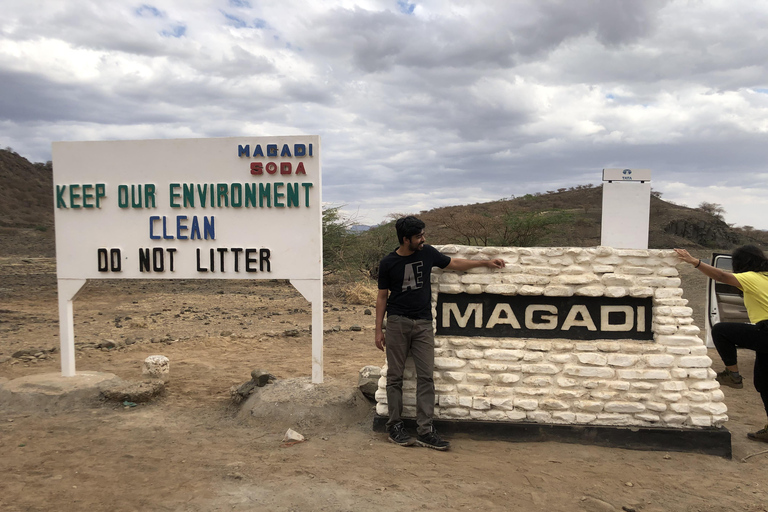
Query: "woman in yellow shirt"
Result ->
[[676, 245, 768, 443]]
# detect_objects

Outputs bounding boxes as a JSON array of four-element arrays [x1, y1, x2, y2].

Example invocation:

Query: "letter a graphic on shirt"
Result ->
[[402, 262, 423, 291]]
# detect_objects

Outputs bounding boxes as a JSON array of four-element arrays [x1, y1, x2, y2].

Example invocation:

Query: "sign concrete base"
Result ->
[[372, 415, 732, 458], [0, 371, 121, 412]]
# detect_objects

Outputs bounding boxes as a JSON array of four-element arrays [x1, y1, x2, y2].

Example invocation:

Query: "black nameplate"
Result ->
[[436, 293, 653, 340]]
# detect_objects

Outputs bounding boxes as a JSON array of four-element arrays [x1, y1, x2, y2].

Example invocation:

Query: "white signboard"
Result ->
[[52, 136, 324, 380], [602, 168, 652, 182]]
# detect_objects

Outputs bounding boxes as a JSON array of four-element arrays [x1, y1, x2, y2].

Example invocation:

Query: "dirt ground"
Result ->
[[1, 251, 768, 512]]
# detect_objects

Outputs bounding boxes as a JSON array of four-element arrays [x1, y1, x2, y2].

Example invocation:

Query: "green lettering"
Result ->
[[286, 183, 299, 207], [302, 183, 313, 207], [95, 184, 105, 208], [69, 184, 81, 209], [82, 184, 94, 208], [170, 183, 181, 208], [56, 185, 67, 208], [274, 182, 284, 208], [259, 183, 271, 208]]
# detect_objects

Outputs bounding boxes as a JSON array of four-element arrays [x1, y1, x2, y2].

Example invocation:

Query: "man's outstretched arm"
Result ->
[[446, 258, 506, 272]]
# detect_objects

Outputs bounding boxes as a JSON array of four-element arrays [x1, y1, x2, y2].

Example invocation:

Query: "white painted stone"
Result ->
[[518, 285, 546, 295], [575, 413, 597, 424], [440, 407, 471, 418], [485, 284, 519, 295], [435, 383, 455, 394], [439, 284, 463, 293], [473, 397, 491, 410], [653, 324, 678, 335], [470, 339, 497, 348], [466, 284, 483, 294], [687, 415, 713, 427], [617, 369, 671, 380], [661, 413, 687, 426], [509, 275, 550, 285], [485, 410, 509, 421], [507, 410, 528, 420], [376, 403, 388, 416], [575, 400, 605, 412], [448, 338, 471, 347], [607, 354, 639, 367], [683, 391, 709, 402], [439, 395, 460, 407], [552, 274, 599, 285], [666, 347, 691, 355], [687, 368, 711, 379], [645, 354, 675, 367], [526, 341, 552, 351], [554, 388, 587, 399], [629, 382, 656, 391], [575, 342, 599, 351], [461, 274, 496, 285], [595, 413, 635, 426], [689, 345, 707, 355], [484, 349, 524, 361], [375, 389, 387, 402], [521, 364, 560, 375], [590, 390, 617, 400], [604, 401, 645, 413], [575, 286, 605, 297], [577, 353, 608, 366], [601, 274, 634, 286], [636, 413, 661, 423], [619, 266, 654, 275], [527, 411, 553, 422], [548, 354, 574, 364], [490, 398, 516, 410], [457, 384, 484, 394], [466, 373, 492, 384], [564, 366, 615, 378], [540, 398, 569, 410], [655, 335, 701, 347], [645, 402, 667, 412], [496, 373, 521, 384], [434, 357, 466, 370], [455, 349, 484, 359], [514, 398, 539, 410], [671, 369, 688, 378], [659, 392, 682, 401], [526, 266, 559, 275], [608, 381, 632, 391], [440, 273, 461, 284], [553, 341, 574, 351], [561, 264, 589, 274], [522, 376, 552, 387], [443, 372, 466, 383], [552, 412, 577, 423], [595, 342, 621, 352], [499, 340, 527, 349], [556, 377, 579, 387], [670, 403, 690, 413], [678, 356, 712, 368], [522, 352, 544, 362], [513, 387, 548, 396], [604, 287, 629, 297], [657, 267, 679, 277], [660, 381, 687, 391], [710, 389, 725, 401], [629, 287, 654, 297], [689, 380, 719, 391]]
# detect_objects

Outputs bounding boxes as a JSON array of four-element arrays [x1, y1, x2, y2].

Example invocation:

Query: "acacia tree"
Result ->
[[697, 202, 726, 221]]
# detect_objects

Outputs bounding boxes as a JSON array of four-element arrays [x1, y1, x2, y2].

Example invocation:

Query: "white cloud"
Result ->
[[2, 0, 768, 229]]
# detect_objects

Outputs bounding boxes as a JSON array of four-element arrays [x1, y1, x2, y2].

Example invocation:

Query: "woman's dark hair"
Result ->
[[732, 245, 768, 273], [395, 216, 425, 245]]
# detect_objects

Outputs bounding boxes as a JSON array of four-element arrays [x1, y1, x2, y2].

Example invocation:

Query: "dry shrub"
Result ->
[[343, 280, 378, 305]]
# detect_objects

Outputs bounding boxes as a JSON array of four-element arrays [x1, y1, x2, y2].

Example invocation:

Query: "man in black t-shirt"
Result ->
[[376, 216, 505, 450]]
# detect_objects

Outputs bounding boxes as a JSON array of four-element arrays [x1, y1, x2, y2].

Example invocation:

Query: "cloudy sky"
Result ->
[[2, 0, 767, 228]]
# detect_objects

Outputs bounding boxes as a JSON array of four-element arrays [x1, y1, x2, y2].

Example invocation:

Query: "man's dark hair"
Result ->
[[732, 245, 768, 273], [395, 216, 425, 245]]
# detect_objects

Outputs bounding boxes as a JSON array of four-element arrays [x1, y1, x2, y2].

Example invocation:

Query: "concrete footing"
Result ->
[[373, 415, 732, 458], [0, 371, 121, 412]]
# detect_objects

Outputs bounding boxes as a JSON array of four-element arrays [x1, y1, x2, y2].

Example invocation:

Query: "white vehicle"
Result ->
[[705, 252, 749, 348]]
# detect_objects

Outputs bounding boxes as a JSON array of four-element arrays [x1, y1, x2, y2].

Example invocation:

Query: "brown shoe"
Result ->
[[747, 425, 768, 443], [716, 369, 743, 389]]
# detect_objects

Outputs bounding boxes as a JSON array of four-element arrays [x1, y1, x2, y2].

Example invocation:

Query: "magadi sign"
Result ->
[[437, 293, 653, 340], [52, 136, 324, 381]]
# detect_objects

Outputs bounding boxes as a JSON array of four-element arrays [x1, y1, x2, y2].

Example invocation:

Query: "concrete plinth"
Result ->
[[0, 371, 121, 412], [373, 415, 732, 458]]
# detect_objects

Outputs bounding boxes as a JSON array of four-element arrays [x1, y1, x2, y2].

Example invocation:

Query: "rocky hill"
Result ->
[[0, 148, 764, 259]]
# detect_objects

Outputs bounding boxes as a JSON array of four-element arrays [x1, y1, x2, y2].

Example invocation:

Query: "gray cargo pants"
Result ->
[[385, 314, 435, 436]]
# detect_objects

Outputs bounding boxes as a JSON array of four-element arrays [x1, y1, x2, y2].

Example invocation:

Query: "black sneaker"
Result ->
[[716, 369, 744, 389], [747, 424, 768, 443], [388, 422, 415, 446], [416, 428, 450, 451]]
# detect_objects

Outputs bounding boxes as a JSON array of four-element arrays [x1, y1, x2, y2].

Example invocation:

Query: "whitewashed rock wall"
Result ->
[[374, 246, 727, 429]]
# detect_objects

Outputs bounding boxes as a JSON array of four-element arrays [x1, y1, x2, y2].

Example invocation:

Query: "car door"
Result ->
[[705, 252, 749, 347]]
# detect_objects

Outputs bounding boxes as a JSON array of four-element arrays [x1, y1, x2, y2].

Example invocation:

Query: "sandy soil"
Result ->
[[1, 254, 768, 512]]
